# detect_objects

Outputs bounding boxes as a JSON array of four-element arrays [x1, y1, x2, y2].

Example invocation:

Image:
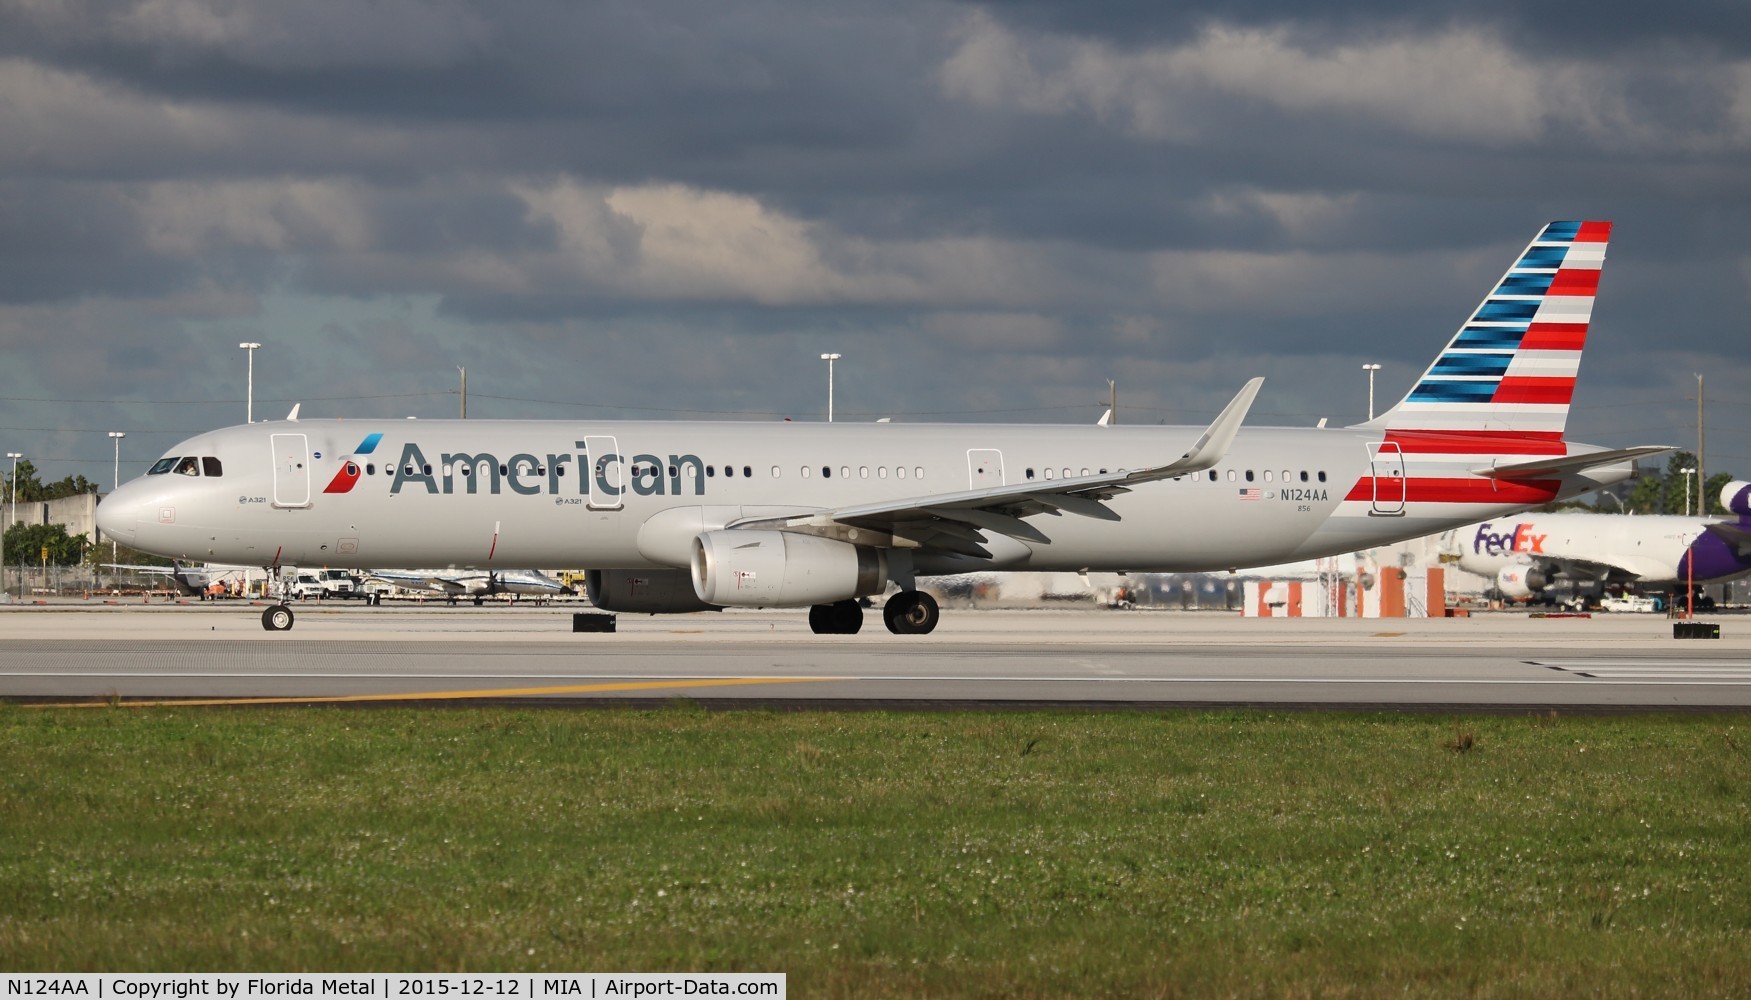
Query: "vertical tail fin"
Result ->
[[1365, 220, 1610, 436]]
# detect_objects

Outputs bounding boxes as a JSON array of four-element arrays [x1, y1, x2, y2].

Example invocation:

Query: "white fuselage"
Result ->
[[99, 418, 1629, 580]]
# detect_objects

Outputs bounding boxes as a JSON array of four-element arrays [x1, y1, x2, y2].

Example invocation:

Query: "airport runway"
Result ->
[[4, 601, 1751, 711]]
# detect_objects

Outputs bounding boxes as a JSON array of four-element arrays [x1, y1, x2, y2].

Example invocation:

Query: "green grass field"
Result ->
[[3, 705, 1749, 996]]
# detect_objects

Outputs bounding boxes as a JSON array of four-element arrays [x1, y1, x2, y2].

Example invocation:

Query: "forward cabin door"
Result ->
[[968, 449, 1005, 489], [270, 433, 312, 509], [1367, 441, 1406, 516]]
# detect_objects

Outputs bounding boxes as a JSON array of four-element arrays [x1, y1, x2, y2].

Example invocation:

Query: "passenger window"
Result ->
[[878, 467, 888, 479], [174, 457, 200, 476], [744, 466, 753, 478], [1026, 468, 1035, 480], [1044, 468, 1054, 480], [202, 457, 223, 477], [1300, 471, 1309, 482], [706, 465, 716, 477], [1080, 468, 1090, 477], [1208, 470, 1217, 481], [1318, 471, 1327, 482], [1062, 468, 1070, 479], [822, 466, 832, 479], [772, 466, 782, 478], [1263, 470, 1272, 483], [1227, 470, 1237, 482], [860, 466, 868, 479], [841, 466, 851, 479], [801, 466, 812, 478], [916, 467, 925, 479], [1245, 470, 1255, 482], [898, 467, 907, 480]]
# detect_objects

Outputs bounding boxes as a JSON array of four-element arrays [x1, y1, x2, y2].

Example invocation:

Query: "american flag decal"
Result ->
[[1238, 488, 1263, 501]]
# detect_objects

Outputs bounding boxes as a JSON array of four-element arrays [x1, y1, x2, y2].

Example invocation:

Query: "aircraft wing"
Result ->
[[1474, 445, 1674, 481], [732, 378, 1263, 556]]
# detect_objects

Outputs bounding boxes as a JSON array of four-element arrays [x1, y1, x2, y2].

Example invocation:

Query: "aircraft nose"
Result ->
[[96, 482, 141, 545]]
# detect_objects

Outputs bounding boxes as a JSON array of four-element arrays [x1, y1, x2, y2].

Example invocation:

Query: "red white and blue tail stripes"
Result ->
[[1372, 220, 1608, 435], [1336, 222, 1611, 514]]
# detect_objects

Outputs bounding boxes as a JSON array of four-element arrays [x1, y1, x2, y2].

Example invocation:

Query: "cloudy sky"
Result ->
[[4, 0, 1750, 490]]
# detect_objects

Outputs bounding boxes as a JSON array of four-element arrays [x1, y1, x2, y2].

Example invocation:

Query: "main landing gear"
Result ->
[[261, 604, 295, 631], [806, 591, 941, 635]]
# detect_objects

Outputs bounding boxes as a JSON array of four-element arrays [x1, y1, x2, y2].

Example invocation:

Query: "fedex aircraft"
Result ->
[[1449, 481, 1751, 603], [98, 221, 1669, 633]]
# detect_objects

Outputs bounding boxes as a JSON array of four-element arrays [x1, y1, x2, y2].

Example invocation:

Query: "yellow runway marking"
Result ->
[[31, 675, 847, 708]]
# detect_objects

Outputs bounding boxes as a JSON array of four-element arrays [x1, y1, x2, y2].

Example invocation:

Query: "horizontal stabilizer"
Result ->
[[1475, 445, 1673, 480]]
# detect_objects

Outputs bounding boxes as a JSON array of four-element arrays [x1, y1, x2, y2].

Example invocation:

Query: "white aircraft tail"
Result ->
[[1364, 220, 1609, 440]]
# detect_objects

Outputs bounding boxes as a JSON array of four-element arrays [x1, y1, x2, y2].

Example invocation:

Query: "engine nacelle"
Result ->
[[586, 568, 720, 613], [692, 530, 887, 608], [1722, 480, 1751, 516], [1495, 565, 1547, 599]]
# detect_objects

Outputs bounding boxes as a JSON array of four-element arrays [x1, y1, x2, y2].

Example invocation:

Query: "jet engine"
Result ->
[[1495, 565, 1548, 599], [692, 530, 887, 608], [586, 568, 720, 613], [1722, 480, 1751, 516]]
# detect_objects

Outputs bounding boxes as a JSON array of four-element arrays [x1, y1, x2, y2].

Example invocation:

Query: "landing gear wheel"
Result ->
[[473, 595, 485, 606], [808, 600, 865, 634], [884, 590, 940, 634], [261, 604, 295, 632]]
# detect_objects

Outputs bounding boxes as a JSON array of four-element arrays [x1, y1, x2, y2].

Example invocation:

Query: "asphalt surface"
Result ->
[[2, 600, 1749, 711]]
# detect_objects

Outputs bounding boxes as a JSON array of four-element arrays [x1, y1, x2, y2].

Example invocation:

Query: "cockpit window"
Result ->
[[148, 455, 221, 476], [148, 458, 178, 475], [202, 457, 223, 477], [174, 457, 200, 476]]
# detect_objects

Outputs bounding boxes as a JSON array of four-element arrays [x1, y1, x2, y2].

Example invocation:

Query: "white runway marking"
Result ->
[[1531, 660, 1751, 682]]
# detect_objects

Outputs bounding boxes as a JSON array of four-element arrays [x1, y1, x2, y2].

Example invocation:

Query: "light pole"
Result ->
[[1681, 466, 1696, 518], [820, 353, 842, 422], [108, 432, 125, 571], [239, 342, 262, 423], [458, 366, 468, 419], [1695, 372, 1705, 516], [1362, 363, 1382, 420], [6, 451, 20, 601]]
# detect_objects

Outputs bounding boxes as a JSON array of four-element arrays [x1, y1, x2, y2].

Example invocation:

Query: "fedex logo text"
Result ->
[[1473, 522, 1547, 556]]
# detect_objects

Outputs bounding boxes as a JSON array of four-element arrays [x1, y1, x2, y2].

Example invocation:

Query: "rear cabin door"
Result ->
[[270, 433, 312, 508], [1367, 441, 1406, 516]]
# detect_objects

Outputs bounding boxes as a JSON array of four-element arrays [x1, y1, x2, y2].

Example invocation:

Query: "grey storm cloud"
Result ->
[[1, 0, 1750, 483]]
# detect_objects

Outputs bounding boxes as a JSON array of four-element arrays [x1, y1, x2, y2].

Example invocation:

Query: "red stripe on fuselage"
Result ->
[[1383, 430, 1568, 455], [1518, 323, 1588, 351], [1492, 377, 1574, 404], [1343, 477, 1562, 505]]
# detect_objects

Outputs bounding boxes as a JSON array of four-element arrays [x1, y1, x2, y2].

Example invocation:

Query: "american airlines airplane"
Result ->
[[1448, 481, 1751, 604], [97, 221, 1668, 633]]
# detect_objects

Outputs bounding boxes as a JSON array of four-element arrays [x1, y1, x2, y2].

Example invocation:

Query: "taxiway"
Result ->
[[3, 603, 1750, 710]]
